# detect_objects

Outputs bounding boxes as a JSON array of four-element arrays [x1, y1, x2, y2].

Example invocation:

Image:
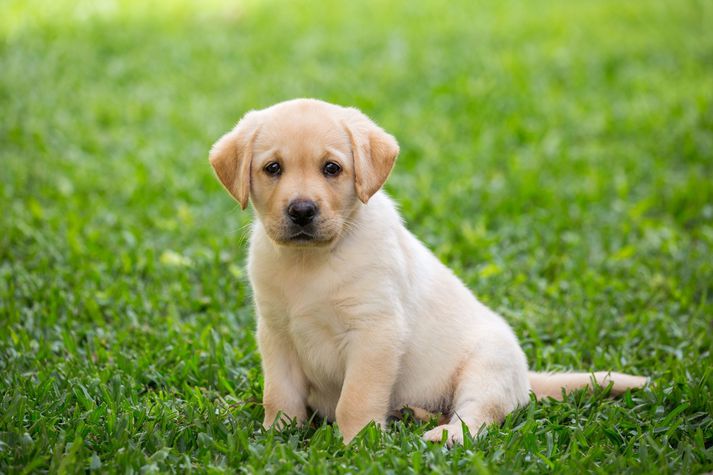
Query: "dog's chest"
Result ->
[[288, 306, 348, 390], [252, 255, 353, 387]]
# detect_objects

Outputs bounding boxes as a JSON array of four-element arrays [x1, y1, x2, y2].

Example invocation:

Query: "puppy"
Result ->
[[209, 98, 647, 445]]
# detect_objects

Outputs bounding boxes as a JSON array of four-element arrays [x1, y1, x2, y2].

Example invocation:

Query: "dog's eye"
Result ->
[[264, 162, 282, 176], [323, 161, 341, 177]]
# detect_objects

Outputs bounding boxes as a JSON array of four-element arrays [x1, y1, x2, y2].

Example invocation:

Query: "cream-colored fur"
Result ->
[[209, 98, 647, 446]]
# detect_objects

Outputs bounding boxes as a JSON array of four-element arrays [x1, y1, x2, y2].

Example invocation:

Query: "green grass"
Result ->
[[1, 0, 712, 472]]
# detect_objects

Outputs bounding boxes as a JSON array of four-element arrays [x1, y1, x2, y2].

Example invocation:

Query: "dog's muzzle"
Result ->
[[286, 199, 319, 241]]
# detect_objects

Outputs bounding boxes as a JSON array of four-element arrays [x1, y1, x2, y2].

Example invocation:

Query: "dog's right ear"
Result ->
[[209, 112, 261, 210]]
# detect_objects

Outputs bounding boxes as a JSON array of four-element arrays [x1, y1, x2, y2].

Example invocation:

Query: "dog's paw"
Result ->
[[422, 423, 464, 447], [263, 410, 305, 431]]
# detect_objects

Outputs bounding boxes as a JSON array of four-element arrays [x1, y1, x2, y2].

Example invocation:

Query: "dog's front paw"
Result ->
[[422, 423, 465, 447], [263, 413, 284, 430], [338, 418, 386, 445], [263, 409, 305, 431]]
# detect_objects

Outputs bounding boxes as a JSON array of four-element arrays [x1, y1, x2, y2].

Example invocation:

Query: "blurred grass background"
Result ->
[[1, 0, 712, 472]]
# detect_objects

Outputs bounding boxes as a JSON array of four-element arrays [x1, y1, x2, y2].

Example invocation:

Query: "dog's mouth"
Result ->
[[265, 220, 340, 247], [277, 229, 335, 247], [289, 231, 315, 241]]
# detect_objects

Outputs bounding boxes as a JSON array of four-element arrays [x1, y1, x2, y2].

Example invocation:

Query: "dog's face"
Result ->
[[248, 105, 358, 246], [209, 99, 399, 247]]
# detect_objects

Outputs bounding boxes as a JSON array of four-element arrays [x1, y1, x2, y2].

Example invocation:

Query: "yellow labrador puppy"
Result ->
[[209, 98, 646, 445]]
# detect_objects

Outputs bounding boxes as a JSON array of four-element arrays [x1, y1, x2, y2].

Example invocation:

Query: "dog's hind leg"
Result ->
[[422, 337, 530, 446]]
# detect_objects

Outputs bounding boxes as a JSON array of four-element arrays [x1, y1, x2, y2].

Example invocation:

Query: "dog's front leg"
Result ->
[[257, 318, 308, 429], [336, 329, 401, 444]]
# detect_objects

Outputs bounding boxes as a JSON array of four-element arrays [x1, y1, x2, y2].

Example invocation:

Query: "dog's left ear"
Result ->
[[343, 108, 400, 203], [209, 112, 261, 210]]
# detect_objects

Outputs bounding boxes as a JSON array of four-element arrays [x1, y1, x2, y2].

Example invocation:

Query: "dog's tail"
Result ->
[[528, 371, 648, 400], [397, 371, 647, 424]]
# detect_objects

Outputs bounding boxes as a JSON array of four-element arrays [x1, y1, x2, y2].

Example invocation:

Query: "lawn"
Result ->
[[1, 0, 712, 472]]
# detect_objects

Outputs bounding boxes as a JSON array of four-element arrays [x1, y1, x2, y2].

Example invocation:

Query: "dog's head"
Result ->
[[209, 99, 399, 247]]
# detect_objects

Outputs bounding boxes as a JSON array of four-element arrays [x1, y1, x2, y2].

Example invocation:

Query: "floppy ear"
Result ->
[[208, 112, 261, 209], [343, 108, 400, 203]]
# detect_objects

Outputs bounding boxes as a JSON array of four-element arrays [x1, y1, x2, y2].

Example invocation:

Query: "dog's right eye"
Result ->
[[264, 162, 282, 176]]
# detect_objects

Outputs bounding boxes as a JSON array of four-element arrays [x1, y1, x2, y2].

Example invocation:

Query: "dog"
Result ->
[[209, 98, 647, 445]]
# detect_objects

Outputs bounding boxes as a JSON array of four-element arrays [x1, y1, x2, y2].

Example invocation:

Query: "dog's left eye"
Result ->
[[323, 161, 341, 177], [264, 162, 282, 176]]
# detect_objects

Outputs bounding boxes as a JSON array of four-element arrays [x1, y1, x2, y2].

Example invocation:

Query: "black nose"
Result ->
[[287, 199, 318, 226]]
